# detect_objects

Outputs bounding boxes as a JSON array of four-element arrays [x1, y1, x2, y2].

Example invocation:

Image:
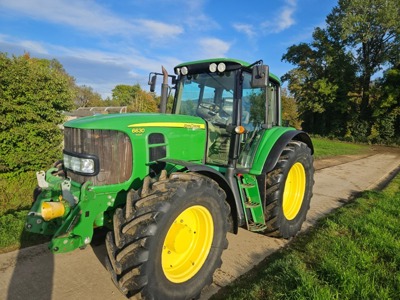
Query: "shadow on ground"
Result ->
[[6, 232, 54, 300]]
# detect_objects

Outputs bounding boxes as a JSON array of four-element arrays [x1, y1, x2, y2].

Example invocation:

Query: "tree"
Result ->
[[154, 93, 174, 113], [111, 84, 141, 106], [281, 36, 343, 134], [127, 89, 158, 113], [74, 85, 103, 108], [0, 53, 75, 173], [339, 0, 400, 119], [281, 88, 302, 129], [282, 0, 400, 142], [368, 65, 400, 143], [112, 84, 158, 112]]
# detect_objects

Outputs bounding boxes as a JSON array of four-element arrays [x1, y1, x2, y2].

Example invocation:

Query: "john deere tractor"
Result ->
[[26, 58, 314, 299]]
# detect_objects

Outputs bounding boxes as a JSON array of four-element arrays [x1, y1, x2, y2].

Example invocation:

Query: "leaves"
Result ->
[[282, 0, 400, 143], [74, 85, 102, 107], [281, 88, 302, 129], [110, 84, 158, 112], [0, 53, 75, 173]]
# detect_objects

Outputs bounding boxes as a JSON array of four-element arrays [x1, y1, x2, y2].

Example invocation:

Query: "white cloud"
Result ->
[[135, 19, 183, 38], [197, 38, 231, 58], [233, 23, 256, 39], [0, 0, 131, 34], [0, 0, 183, 39], [278, 5, 296, 30], [0, 34, 182, 97], [165, 0, 219, 31], [0, 35, 50, 55], [262, 0, 297, 33], [19, 41, 49, 55], [184, 14, 220, 31], [49, 43, 167, 73]]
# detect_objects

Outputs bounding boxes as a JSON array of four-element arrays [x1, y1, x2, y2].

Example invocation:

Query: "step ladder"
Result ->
[[237, 173, 267, 232]]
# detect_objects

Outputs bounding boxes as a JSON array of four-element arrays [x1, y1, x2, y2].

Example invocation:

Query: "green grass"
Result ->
[[0, 171, 50, 253], [212, 174, 400, 300], [312, 137, 371, 159], [0, 210, 50, 253]]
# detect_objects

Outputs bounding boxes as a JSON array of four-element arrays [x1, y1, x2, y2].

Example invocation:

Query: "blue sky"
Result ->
[[0, 0, 337, 98]]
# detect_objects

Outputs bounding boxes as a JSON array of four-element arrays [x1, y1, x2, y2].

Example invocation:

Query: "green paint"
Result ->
[[250, 127, 296, 175]]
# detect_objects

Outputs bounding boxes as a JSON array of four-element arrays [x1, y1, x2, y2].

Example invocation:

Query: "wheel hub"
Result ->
[[283, 162, 306, 220], [162, 205, 214, 283], [164, 222, 193, 253]]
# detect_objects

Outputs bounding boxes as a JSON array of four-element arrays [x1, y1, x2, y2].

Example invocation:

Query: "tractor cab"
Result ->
[[153, 58, 282, 169]]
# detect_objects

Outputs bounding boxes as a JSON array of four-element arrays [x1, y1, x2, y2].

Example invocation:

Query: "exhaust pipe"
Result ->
[[160, 66, 168, 114]]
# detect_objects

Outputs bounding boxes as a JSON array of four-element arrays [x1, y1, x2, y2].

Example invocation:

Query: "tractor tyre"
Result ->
[[264, 140, 314, 238], [105, 171, 229, 299]]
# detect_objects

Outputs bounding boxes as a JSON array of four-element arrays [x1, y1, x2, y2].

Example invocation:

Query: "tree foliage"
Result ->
[[368, 65, 400, 143], [0, 53, 75, 173], [281, 88, 302, 129], [282, 0, 400, 143], [338, 0, 400, 119], [74, 85, 103, 108], [110, 84, 158, 112]]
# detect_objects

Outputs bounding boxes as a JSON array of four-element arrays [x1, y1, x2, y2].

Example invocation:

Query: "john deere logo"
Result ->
[[131, 128, 145, 134], [184, 123, 202, 129]]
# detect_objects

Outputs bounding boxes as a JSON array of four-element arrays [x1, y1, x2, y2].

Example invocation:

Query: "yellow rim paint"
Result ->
[[128, 122, 205, 129], [282, 162, 306, 220], [161, 205, 214, 283]]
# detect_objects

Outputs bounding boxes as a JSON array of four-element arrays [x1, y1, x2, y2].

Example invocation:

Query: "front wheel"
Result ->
[[264, 141, 314, 238], [105, 172, 229, 299]]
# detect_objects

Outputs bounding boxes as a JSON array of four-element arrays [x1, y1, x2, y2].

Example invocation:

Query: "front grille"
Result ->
[[64, 128, 133, 185]]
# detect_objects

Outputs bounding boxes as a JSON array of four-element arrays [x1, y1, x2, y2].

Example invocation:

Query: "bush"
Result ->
[[0, 53, 74, 173], [0, 171, 37, 216]]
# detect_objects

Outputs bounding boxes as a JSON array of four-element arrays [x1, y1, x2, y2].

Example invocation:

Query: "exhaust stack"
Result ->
[[160, 66, 168, 114]]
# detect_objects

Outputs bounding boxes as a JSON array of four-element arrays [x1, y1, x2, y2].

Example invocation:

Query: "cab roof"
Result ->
[[174, 58, 281, 84]]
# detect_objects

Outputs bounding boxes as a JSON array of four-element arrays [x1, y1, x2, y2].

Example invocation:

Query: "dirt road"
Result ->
[[0, 151, 399, 300]]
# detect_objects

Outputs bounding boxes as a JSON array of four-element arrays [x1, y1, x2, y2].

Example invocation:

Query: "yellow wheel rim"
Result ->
[[283, 162, 306, 220], [162, 205, 214, 283]]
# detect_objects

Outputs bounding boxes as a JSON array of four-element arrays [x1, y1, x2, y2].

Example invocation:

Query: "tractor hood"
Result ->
[[64, 113, 206, 133], [63, 113, 208, 184]]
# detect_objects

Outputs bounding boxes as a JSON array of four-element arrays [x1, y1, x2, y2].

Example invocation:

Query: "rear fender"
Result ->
[[251, 129, 313, 175], [263, 130, 313, 173]]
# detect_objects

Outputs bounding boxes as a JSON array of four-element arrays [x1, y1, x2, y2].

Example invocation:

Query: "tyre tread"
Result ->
[[106, 172, 229, 299]]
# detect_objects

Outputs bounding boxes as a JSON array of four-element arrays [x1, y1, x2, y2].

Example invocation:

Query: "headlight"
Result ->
[[180, 66, 188, 75], [63, 151, 99, 176]]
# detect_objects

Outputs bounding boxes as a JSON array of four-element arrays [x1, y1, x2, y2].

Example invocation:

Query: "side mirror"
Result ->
[[251, 65, 269, 88], [149, 75, 157, 92]]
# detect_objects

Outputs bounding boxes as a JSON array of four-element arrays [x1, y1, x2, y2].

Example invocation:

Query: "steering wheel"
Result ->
[[199, 103, 220, 115]]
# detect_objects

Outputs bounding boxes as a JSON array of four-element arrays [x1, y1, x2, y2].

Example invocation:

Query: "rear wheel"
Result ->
[[264, 141, 314, 238], [106, 171, 229, 299]]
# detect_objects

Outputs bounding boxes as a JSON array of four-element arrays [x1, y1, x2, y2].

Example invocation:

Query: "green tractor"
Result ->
[[26, 58, 314, 299]]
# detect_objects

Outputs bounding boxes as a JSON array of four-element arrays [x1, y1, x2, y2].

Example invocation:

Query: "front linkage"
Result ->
[[25, 163, 114, 253]]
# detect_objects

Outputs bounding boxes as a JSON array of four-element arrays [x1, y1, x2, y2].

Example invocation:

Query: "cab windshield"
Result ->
[[172, 67, 279, 168], [173, 72, 235, 127]]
